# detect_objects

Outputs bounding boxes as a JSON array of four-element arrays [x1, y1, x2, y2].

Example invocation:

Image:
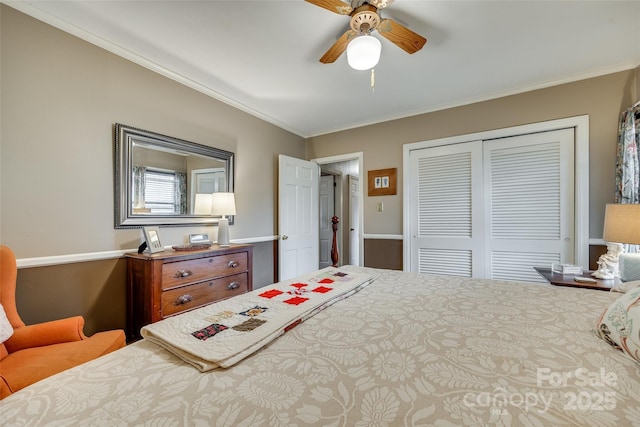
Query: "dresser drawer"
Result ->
[[161, 252, 248, 289], [161, 273, 248, 317]]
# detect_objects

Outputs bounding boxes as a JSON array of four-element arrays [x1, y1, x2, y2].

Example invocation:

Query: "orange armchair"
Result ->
[[0, 246, 126, 398]]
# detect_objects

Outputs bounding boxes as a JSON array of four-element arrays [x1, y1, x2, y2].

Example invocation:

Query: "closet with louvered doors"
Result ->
[[407, 128, 575, 283]]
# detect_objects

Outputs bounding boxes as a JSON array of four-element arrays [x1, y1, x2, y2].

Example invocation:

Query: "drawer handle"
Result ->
[[227, 282, 240, 290], [174, 269, 192, 278], [175, 294, 193, 305], [227, 261, 239, 268]]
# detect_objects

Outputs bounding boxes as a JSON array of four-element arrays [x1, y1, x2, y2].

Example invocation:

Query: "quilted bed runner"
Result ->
[[141, 267, 377, 371]]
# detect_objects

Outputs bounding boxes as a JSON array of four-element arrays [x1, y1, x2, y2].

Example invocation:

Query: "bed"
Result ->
[[2, 266, 639, 426]]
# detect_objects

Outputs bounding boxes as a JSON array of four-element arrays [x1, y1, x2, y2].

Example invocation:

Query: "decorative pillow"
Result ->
[[0, 303, 13, 343], [620, 253, 640, 282], [596, 287, 640, 363], [610, 280, 640, 293]]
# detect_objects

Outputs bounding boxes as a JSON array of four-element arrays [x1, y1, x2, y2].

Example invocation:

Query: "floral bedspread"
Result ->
[[3, 266, 639, 426]]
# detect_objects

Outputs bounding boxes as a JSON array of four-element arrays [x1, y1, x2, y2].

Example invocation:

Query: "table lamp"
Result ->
[[211, 192, 236, 247], [602, 203, 640, 281]]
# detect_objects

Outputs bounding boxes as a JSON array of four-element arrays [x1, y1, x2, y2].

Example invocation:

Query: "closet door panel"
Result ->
[[484, 128, 575, 282], [409, 141, 484, 277]]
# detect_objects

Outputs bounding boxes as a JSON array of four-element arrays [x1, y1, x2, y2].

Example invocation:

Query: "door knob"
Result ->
[[282, 235, 289, 240]]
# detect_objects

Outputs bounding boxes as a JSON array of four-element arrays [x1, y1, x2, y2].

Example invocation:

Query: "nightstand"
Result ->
[[533, 267, 620, 291]]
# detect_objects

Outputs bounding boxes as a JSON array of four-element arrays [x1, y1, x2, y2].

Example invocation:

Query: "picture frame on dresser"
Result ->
[[142, 226, 164, 253]]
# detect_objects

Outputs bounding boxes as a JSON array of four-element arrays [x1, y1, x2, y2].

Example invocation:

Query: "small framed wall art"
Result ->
[[368, 168, 397, 196], [142, 226, 165, 253]]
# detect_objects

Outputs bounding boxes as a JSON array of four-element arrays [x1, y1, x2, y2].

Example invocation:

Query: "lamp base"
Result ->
[[620, 253, 640, 282], [217, 218, 230, 247]]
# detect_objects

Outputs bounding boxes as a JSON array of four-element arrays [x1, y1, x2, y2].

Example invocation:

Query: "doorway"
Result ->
[[319, 171, 338, 268], [313, 152, 364, 267]]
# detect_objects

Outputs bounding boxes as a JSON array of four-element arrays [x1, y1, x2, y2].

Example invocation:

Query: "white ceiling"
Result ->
[[7, 0, 640, 138]]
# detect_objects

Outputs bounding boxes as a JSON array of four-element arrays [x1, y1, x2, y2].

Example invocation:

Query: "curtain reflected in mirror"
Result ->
[[115, 124, 234, 228]]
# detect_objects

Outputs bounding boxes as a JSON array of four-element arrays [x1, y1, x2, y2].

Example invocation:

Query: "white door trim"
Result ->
[[403, 115, 589, 272], [311, 152, 364, 266]]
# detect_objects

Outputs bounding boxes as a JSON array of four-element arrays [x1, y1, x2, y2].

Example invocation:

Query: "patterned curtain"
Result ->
[[616, 102, 640, 203], [132, 166, 146, 209], [175, 171, 187, 215], [615, 101, 640, 252]]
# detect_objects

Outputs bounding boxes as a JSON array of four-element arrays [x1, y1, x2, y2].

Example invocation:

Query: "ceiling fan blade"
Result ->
[[319, 29, 357, 63], [367, 0, 395, 9], [304, 0, 353, 15], [377, 18, 427, 54]]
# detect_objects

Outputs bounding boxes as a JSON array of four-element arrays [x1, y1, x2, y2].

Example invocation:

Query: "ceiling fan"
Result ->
[[305, 0, 427, 68]]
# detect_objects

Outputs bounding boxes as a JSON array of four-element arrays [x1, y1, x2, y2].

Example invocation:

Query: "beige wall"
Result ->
[[0, 6, 304, 333], [1, 6, 305, 258], [306, 69, 639, 240]]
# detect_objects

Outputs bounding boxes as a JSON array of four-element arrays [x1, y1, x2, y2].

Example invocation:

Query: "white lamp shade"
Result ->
[[211, 192, 235, 247], [603, 203, 640, 244], [193, 193, 213, 215], [211, 192, 236, 216], [346, 34, 381, 71]]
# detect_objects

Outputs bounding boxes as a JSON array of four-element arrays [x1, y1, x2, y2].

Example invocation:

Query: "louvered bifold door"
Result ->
[[409, 141, 484, 277], [483, 128, 575, 283]]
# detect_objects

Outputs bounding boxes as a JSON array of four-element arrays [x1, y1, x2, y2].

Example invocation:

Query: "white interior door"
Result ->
[[278, 155, 319, 281], [348, 175, 360, 266], [319, 175, 335, 269]]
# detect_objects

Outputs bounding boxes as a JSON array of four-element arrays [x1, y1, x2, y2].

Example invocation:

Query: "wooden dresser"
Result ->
[[125, 244, 253, 341]]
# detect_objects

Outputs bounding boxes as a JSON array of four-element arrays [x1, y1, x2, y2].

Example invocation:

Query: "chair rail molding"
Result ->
[[363, 234, 403, 240], [16, 235, 278, 268]]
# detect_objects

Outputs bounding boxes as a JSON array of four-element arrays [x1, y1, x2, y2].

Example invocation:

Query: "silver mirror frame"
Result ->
[[114, 123, 234, 228]]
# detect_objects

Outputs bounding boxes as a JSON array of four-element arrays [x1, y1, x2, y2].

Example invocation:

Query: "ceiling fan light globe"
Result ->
[[346, 35, 381, 70]]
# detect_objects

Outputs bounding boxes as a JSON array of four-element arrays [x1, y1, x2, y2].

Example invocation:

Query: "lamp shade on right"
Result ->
[[211, 192, 236, 217], [603, 203, 640, 245]]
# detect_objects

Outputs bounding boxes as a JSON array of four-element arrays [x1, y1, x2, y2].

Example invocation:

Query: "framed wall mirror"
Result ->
[[114, 123, 234, 228]]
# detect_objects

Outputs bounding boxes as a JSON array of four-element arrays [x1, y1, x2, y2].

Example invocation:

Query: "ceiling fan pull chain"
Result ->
[[371, 68, 375, 93]]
